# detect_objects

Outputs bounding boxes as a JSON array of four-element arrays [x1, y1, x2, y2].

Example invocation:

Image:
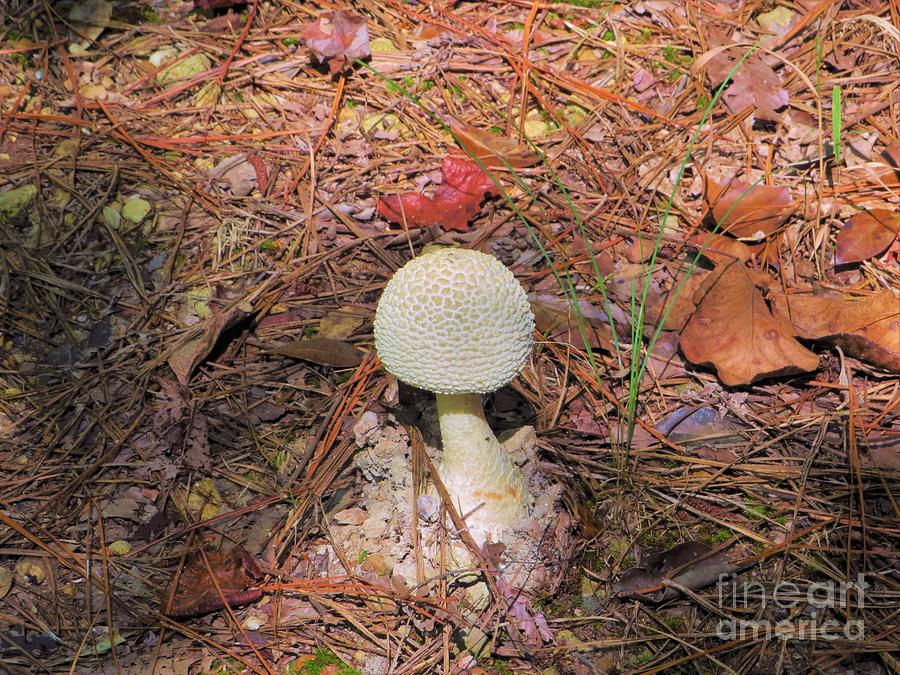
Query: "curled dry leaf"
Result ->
[[772, 291, 900, 372], [162, 547, 263, 617], [302, 10, 370, 75], [377, 156, 499, 232], [530, 296, 613, 352], [679, 263, 819, 386], [704, 173, 795, 240], [613, 542, 736, 603], [835, 209, 900, 265], [267, 336, 364, 368], [449, 118, 540, 169], [168, 302, 253, 385]]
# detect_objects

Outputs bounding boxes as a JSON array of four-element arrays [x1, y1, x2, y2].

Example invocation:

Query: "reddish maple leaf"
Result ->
[[302, 10, 370, 75], [377, 156, 500, 232], [161, 547, 263, 617]]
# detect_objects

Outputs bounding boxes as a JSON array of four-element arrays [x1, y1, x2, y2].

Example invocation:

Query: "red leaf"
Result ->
[[377, 156, 500, 232], [835, 209, 900, 265], [302, 11, 370, 75], [162, 547, 263, 617]]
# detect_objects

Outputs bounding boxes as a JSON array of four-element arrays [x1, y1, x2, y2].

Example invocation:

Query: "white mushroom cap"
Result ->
[[374, 248, 534, 394]]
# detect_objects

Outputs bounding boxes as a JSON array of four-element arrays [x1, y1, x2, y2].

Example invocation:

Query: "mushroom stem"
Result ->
[[435, 392, 530, 542]]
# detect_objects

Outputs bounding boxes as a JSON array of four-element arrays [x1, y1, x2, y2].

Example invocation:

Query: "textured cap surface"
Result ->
[[374, 248, 534, 394]]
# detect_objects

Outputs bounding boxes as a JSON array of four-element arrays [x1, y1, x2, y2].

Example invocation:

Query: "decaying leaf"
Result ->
[[377, 156, 499, 232], [302, 10, 370, 75], [703, 30, 789, 122], [680, 263, 819, 385], [704, 173, 795, 240], [613, 541, 736, 603], [449, 118, 540, 169], [772, 291, 900, 372], [168, 301, 253, 385], [267, 337, 364, 368], [162, 547, 263, 617], [835, 209, 900, 265]]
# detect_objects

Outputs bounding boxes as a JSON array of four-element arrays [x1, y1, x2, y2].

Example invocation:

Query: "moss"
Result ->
[[282, 37, 300, 47], [553, 0, 607, 7], [287, 648, 362, 675]]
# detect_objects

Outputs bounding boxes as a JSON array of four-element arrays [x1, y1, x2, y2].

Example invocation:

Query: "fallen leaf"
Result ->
[[772, 291, 900, 372], [209, 155, 258, 196], [267, 337, 364, 368], [704, 173, 795, 240], [680, 263, 819, 385], [530, 295, 613, 352], [195, 0, 245, 8], [302, 10, 370, 75], [644, 267, 710, 332], [162, 547, 263, 617], [703, 30, 788, 122], [377, 156, 499, 232], [686, 232, 756, 265], [78, 627, 124, 657], [654, 406, 742, 442], [0, 567, 12, 599], [449, 119, 540, 169], [318, 307, 368, 339], [613, 542, 736, 603], [835, 209, 900, 265], [168, 301, 252, 385]]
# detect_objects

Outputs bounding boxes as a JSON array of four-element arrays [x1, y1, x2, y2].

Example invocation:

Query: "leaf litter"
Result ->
[[1, 1, 899, 673]]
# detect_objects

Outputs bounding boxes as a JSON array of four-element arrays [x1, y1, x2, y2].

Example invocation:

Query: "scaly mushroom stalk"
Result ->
[[435, 392, 529, 541]]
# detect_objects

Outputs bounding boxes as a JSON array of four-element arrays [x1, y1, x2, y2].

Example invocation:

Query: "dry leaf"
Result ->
[[449, 119, 540, 169], [680, 264, 819, 385], [835, 209, 900, 265], [318, 307, 368, 339], [302, 10, 370, 75], [687, 232, 755, 265], [530, 296, 613, 352], [168, 302, 251, 385], [704, 30, 788, 122], [644, 268, 710, 332], [377, 156, 499, 232], [704, 173, 795, 240], [267, 337, 364, 368], [772, 291, 900, 372], [162, 547, 262, 617], [613, 541, 736, 603]]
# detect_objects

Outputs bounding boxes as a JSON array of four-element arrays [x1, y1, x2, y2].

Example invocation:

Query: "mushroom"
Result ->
[[374, 247, 535, 544]]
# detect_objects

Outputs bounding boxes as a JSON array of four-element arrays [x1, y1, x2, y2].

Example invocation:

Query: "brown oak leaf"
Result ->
[[772, 291, 900, 372], [679, 263, 819, 385]]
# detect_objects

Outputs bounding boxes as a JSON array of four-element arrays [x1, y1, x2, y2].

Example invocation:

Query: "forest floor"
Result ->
[[0, 0, 898, 673]]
